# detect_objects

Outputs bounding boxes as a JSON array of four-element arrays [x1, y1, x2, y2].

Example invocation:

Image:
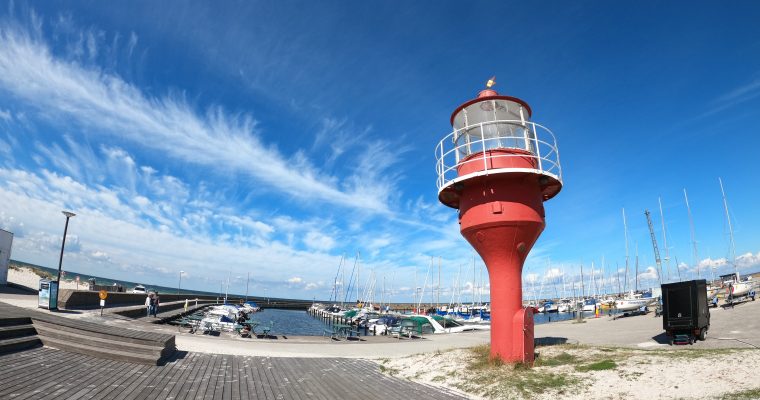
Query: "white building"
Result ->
[[0, 229, 13, 285]]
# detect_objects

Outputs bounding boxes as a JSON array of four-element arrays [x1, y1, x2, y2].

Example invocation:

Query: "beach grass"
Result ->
[[453, 344, 581, 399], [720, 387, 760, 400], [575, 359, 616, 372]]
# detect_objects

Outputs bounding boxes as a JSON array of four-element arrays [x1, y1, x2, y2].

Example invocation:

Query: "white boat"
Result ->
[[542, 300, 559, 313], [581, 298, 597, 312], [557, 298, 573, 313], [614, 292, 656, 312], [131, 285, 147, 294], [241, 301, 261, 313], [718, 180, 756, 302], [723, 273, 754, 298]]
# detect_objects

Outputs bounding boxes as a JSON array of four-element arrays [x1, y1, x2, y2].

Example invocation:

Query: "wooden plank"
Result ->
[[213, 354, 232, 400], [82, 360, 146, 400], [101, 362, 152, 400], [308, 358, 356, 400], [258, 357, 286, 400], [145, 353, 192, 400], [10, 351, 113, 400], [37, 358, 123, 400], [176, 352, 213, 400], [230, 353, 241, 400], [241, 356, 269, 400], [277, 357, 326, 400], [272, 357, 308, 400], [251, 356, 277, 400], [0, 348, 55, 382], [155, 352, 197, 400], [0, 350, 93, 397], [122, 352, 176, 400], [198, 353, 221, 400]]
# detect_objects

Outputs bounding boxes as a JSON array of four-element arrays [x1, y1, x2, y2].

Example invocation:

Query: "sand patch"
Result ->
[[377, 344, 760, 400]]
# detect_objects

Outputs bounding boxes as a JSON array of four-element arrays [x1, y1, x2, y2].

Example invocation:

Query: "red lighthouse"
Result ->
[[436, 79, 562, 364]]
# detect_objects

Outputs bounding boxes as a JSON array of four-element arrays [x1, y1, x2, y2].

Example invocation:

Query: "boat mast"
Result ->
[[472, 254, 476, 306], [719, 177, 738, 276], [356, 257, 360, 304], [580, 263, 585, 298], [622, 208, 630, 292], [245, 271, 250, 302], [437, 257, 441, 309], [330, 254, 344, 304], [683, 188, 700, 278], [634, 242, 639, 292], [225, 271, 230, 304], [674, 255, 682, 281], [658, 197, 673, 281], [600, 256, 605, 296], [590, 261, 596, 298], [381, 275, 385, 309]]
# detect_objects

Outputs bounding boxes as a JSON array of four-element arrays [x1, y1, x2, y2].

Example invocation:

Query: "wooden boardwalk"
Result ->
[[0, 346, 467, 400]]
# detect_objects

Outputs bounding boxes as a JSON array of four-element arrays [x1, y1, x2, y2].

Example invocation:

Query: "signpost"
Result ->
[[99, 290, 108, 316]]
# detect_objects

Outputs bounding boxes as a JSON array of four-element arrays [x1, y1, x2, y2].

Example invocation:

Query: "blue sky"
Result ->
[[1, 1, 760, 301]]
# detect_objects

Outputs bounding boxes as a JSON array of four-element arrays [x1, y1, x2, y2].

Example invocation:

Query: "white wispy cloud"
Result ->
[[0, 18, 397, 214]]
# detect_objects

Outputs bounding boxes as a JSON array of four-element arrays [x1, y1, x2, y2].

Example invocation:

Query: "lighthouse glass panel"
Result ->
[[452, 99, 536, 159]]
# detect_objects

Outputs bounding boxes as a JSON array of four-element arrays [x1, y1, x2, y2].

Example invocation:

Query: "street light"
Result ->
[[55, 211, 76, 310], [178, 270, 184, 295]]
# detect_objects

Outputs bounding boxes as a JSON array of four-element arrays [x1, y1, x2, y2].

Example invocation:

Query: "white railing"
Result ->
[[435, 120, 562, 192]]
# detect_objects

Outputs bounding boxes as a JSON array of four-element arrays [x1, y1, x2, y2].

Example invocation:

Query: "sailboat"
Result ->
[[718, 178, 755, 302], [614, 290, 657, 312], [614, 209, 656, 313]]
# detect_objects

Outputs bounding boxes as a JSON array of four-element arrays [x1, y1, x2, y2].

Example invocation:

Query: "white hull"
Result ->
[[614, 297, 654, 312], [728, 282, 753, 298]]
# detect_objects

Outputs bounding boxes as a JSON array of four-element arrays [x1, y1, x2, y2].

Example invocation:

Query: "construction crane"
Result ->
[[644, 209, 664, 285]]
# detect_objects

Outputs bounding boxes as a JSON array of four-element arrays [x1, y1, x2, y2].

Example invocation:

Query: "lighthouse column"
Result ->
[[459, 175, 545, 363]]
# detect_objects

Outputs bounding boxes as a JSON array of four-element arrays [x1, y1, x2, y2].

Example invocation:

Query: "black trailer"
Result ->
[[661, 279, 710, 345]]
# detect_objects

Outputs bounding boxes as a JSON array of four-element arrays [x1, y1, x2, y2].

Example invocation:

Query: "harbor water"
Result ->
[[252, 308, 601, 336]]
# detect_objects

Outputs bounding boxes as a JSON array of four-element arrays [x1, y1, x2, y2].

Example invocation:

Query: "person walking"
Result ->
[[145, 293, 152, 317], [152, 292, 160, 317]]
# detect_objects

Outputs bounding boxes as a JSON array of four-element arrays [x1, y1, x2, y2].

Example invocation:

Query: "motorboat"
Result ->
[[542, 300, 558, 313], [131, 285, 147, 294], [241, 301, 260, 313], [557, 298, 573, 313], [581, 298, 597, 312]]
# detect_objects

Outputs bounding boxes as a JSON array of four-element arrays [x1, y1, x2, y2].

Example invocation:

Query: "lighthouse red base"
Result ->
[[459, 172, 545, 364]]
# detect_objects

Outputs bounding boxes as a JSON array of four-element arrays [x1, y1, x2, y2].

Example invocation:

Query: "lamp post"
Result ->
[[178, 271, 184, 295], [56, 211, 76, 309]]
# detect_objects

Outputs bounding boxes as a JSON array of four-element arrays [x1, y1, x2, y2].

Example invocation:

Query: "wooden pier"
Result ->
[[0, 344, 466, 399], [0, 298, 466, 399]]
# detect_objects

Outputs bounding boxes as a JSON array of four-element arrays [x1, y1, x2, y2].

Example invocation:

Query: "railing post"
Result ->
[[481, 123, 488, 173], [533, 123, 543, 172]]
